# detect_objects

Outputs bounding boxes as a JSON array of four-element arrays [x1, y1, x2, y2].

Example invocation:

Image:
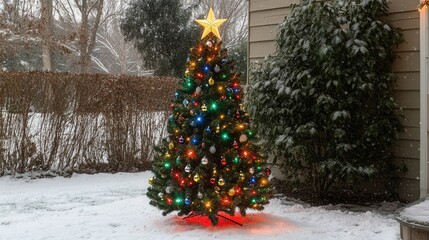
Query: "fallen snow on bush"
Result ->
[[0, 172, 399, 240], [399, 198, 429, 224]]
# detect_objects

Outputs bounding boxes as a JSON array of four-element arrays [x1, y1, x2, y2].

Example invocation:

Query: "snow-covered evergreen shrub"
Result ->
[[247, 0, 403, 195]]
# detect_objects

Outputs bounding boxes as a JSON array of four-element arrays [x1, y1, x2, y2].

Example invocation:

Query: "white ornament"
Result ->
[[209, 145, 216, 154], [185, 164, 191, 173], [165, 186, 172, 194], [201, 156, 209, 165], [197, 192, 203, 199], [158, 192, 164, 198], [196, 86, 202, 94], [239, 134, 248, 143], [249, 167, 255, 174], [206, 41, 213, 47], [214, 65, 221, 73]]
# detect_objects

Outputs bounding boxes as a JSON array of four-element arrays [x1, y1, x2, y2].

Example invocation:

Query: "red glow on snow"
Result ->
[[171, 213, 297, 235]]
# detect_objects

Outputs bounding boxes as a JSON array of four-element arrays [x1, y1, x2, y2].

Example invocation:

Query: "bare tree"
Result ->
[[91, 0, 144, 75], [40, 0, 53, 71], [76, 0, 104, 73]]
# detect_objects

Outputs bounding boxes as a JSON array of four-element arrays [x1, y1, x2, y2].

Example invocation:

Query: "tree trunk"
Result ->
[[77, 0, 104, 73], [41, 0, 53, 71]]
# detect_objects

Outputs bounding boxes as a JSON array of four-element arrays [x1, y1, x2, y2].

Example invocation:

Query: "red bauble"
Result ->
[[210, 177, 216, 185], [221, 157, 227, 166]]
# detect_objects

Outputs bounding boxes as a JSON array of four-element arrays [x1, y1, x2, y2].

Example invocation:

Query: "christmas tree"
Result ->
[[147, 8, 271, 226]]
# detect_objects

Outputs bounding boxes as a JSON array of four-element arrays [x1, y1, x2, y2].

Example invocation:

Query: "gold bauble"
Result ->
[[165, 152, 171, 158], [193, 174, 201, 182], [228, 188, 235, 196], [239, 172, 245, 181], [209, 78, 215, 85], [218, 178, 225, 186], [148, 177, 154, 185], [168, 142, 174, 150], [201, 104, 208, 112]]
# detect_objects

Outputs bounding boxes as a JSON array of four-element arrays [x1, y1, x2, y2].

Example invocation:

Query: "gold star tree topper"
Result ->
[[195, 8, 227, 39]]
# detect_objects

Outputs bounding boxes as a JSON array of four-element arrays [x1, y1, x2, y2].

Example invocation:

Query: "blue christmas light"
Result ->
[[249, 176, 256, 184], [185, 197, 191, 205], [206, 126, 211, 133], [203, 65, 210, 72], [192, 137, 199, 145]]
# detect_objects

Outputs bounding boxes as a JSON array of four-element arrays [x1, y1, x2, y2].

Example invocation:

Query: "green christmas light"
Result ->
[[163, 162, 171, 169], [211, 103, 218, 111], [251, 198, 257, 203], [221, 132, 229, 141], [174, 196, 184, 205], [233, 157, 240, 163]]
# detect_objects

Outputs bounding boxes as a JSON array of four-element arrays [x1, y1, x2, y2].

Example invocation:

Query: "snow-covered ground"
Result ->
[[0, 172, 399, 240]]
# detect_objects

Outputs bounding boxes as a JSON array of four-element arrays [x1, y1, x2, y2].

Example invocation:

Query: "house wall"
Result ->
[[248, 0, 421, 201]]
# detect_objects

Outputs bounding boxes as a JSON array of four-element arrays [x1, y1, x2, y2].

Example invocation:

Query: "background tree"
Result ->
[[0, 0, 42, 71], [40, 0, 53, 71], [247, 0, 403, 197], [121, 0, 199, 77]]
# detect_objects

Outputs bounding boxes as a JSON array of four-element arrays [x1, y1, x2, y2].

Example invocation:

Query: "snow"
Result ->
[[399, 198, 429, 224], [0, 172, 399, 240]]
